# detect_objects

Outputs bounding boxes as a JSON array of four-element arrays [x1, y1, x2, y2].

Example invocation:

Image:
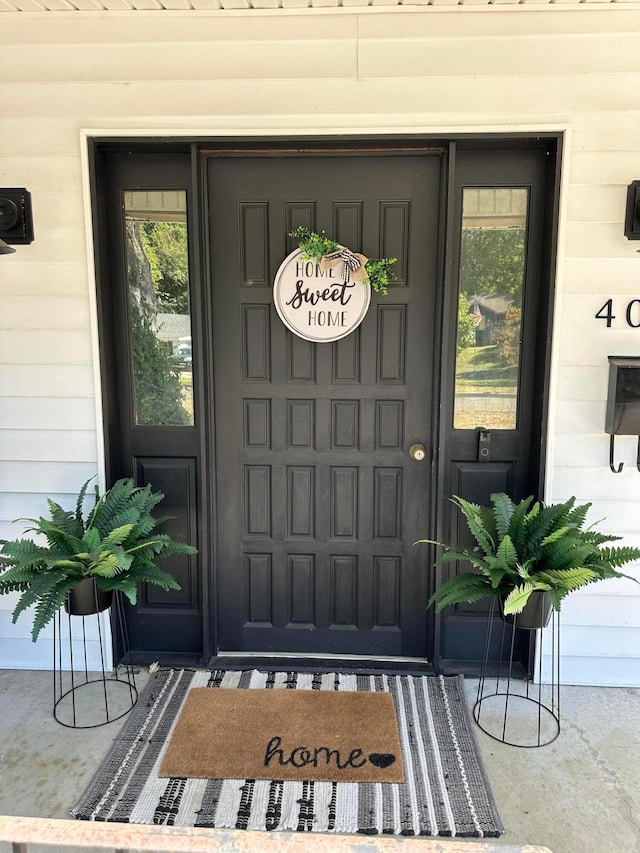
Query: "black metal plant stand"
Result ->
[[53, 589, 138, 729], [473, 597, 560, 748]]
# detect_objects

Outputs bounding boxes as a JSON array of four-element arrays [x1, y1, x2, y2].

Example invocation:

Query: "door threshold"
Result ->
[[208, 653, 434, 675]]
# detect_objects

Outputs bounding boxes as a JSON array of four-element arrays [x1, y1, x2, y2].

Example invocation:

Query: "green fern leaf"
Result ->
[[0, 538, 43, 563], [129, 514, 158, 539], [491, 493, 515, 542], [548, 588, 566, 611], [508, 495, 539, 553], [565, 501, 591, 529], [536, 567, 598, 589], [82, 528, 101, 553], [502, 583, 535, 615], [541, 526, 573, 546], [539, 534, 583, 569], [508, 496, 535, 552], [90, 553, 120, 577], [521, 500, 576, 562], [45, 501, 84, 539], [151, 539, 197, 559], [40, 524, 84, 556], [0, 579, 29, 594], [31, 579, 76, 642], [428, 573, 494, 611], [75, 477, 95, 527], [596, 546, 640, 570], [582, 530, 621, 546], [452, 497, 495, 555], [434, 550, 483, 566], [101, 524, 134, 549], [516, 561, 534, 580], [0, 565, 43, 586], [91, 479, 137, 537], [552, 544, 596, 572], [11, 586, 40, 623], [496, 534, 518, 568], [122, 563, 181, 589]]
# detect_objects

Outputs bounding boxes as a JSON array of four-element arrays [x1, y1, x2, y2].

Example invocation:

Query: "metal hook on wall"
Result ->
[[610, 434, 624, 474]]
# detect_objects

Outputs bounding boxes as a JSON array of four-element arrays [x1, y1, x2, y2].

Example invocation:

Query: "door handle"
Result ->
[[409, 443, 427, 462]]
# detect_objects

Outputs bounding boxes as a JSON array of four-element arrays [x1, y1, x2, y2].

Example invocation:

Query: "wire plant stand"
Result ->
[[53, 586, 138, 729], [473, 595, 560, 748]]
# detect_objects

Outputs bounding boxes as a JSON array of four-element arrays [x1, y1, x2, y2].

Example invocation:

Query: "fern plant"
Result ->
[[422, 493, 640, 616], [0, 478, 197, 642]]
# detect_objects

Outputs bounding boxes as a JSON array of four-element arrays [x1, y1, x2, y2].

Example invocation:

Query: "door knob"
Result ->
[[409, 443, 427, 462]]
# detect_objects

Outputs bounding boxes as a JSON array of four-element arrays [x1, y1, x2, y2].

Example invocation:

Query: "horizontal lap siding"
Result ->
[[553, 83, 640, 685], [0, 7, 639, 683], [3, 76, 640, 118]]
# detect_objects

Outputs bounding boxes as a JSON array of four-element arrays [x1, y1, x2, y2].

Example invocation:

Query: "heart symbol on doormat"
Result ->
[[368, 753, 396, 768]]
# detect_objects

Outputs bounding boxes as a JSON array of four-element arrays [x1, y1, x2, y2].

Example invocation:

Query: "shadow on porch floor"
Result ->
[[0, 668, 638, 853]]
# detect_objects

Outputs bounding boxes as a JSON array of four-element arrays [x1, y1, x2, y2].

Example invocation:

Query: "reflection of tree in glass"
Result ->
[[460, 229, 525, 304], [125, 218, 191, 426], [457, 292, 477, 352], [494, 305, 522, 366], [126, 220, 158, 322], [129, 306, 191, 426], [140, 222, 189, 314]]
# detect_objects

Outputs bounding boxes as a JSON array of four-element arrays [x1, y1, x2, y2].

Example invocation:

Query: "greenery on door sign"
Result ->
[[0, 478, 197, 642], [420, 493, 640, 616], [290, 227, 397, 294]]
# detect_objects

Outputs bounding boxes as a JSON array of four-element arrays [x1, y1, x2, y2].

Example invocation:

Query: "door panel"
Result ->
[[208, 155, 441, 657], [100, 152, 203, 657], [439, 146, 551, 668]]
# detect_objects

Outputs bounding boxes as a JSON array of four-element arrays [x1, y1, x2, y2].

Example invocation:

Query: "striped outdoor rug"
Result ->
[[72, 669, 504, 838]]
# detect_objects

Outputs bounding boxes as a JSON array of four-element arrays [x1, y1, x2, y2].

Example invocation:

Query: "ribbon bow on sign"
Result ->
[[320, 246, 369, 284]]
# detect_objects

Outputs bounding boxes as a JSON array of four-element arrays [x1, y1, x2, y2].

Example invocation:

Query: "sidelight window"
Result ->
[[453, 187, 528, 431], [123, 190, 194, 426]]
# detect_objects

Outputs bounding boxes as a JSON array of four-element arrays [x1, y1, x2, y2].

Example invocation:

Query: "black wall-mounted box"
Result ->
[[625, 181, 640, 241], [0, 188, 34, 245], [605, 356, 640, 435]]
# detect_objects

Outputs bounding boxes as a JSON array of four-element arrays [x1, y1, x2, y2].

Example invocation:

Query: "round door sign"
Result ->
[[273, 249, 371, 343]]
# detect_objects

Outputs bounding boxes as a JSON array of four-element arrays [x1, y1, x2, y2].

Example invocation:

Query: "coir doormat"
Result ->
[[159, 688, 404, 783], [72, 669, 505, 838]]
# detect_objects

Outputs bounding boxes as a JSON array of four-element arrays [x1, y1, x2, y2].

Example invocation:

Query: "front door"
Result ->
[[95, 137, 557, 667], [208, 153, 442, 657]]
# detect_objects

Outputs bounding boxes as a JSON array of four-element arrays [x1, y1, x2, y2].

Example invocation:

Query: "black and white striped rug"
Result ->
[[72, 669, 504, 838]]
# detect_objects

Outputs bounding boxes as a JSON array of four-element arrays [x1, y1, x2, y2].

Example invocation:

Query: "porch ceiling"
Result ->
[[0, 0, 631, 12]]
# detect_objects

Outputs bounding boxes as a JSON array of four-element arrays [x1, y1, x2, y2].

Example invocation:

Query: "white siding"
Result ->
[[1, 6, 639, 683]]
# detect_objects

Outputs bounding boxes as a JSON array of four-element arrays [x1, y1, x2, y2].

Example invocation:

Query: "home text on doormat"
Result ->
[[159, 687, 404, 783]]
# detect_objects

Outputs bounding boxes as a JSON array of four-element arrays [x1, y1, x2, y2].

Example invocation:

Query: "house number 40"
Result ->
[[595, 298, 640, 328]]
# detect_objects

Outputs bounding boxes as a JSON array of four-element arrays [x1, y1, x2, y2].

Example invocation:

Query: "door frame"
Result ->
[[88, 132, 562, 671]]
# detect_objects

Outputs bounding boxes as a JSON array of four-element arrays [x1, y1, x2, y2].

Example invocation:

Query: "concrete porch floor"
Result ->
[[0, 668, 639, 853]]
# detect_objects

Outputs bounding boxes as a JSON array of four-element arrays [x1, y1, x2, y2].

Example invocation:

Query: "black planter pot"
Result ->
[[501, 590, 553, 630], [64, 578, 113, 616]]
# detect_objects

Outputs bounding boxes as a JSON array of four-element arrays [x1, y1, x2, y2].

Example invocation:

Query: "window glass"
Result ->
[[123, 190, 194, 426], [453, 188, 528, 431]]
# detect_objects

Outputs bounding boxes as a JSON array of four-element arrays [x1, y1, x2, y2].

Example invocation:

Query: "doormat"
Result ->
[[159, 688, 404, 783], [72, 669, 505, 838]]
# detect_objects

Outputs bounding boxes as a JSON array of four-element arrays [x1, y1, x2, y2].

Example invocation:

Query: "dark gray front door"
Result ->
[[208, 154, 442, 657]]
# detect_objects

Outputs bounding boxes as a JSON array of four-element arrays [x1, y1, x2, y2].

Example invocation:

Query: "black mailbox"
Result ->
[[605, 356, 640, 472]]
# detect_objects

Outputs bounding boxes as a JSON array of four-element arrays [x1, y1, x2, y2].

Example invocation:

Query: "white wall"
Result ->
[[1, 6, 639, 683]]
